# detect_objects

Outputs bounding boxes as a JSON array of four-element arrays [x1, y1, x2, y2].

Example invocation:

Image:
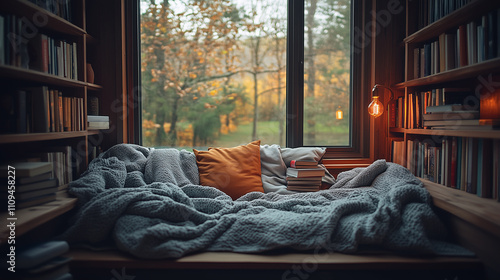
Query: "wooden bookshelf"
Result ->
[[395, 57, 500, 89], [0, 65, 87, 87], [0, 0, 111, 243], [0, 0, 86, 36], [389, 0, 500, 275], [87, 82, 103, 91], [391, 128, 500, 139], [0, 191, 77, 244], [404, 0, 500, 44], [0, 131, 99, 144]]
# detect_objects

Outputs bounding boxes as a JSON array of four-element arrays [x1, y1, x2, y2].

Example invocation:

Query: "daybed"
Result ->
[[59, 142, 482, 279]]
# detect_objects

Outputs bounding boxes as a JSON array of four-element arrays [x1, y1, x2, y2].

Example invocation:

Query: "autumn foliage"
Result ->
[[141, 0, 351, 148]]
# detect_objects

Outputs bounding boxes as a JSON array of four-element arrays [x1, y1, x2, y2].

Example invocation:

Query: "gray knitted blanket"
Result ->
[[60, 144, 471, 259]]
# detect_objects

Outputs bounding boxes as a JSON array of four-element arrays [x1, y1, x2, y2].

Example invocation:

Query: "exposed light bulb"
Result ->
[[368, 96, 384, 118], [336, 107, 343, 120]]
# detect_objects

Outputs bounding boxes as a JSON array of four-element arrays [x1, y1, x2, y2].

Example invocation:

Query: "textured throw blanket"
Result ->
[[60, 144, 471, 259]]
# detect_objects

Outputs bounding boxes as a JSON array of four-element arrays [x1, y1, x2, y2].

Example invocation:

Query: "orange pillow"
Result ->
[[193, 140, 264, 200]]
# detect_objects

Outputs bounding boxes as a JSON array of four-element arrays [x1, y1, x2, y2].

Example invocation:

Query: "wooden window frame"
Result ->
[[287, 0, 373, 162], [129, 0, 375, 163]]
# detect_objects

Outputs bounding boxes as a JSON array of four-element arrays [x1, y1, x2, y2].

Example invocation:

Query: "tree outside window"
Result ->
[[140, 0, 350, 149]]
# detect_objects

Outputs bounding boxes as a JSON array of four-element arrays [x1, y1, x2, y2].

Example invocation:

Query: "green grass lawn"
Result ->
[[215, 121, 349, 148]]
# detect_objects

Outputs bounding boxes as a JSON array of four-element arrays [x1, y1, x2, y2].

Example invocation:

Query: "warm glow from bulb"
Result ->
[[368, 96, 384, 118], [336, 108, 343, 120]]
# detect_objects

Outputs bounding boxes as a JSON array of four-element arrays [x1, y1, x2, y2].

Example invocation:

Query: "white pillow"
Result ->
[[259, 144, 290, 193], [280, 147, 326, 166]]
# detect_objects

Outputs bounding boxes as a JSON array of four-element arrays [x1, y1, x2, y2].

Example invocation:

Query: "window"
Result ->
[[138, 0, 363, 153]]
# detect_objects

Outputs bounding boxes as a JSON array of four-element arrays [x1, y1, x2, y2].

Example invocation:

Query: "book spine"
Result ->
[[458, 24, 468, 67], [450, 137, 457, 188]]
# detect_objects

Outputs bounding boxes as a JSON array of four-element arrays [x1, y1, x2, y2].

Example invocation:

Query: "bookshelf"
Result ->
[[0, 0, 109, 242], [390, 0, 500, 274]]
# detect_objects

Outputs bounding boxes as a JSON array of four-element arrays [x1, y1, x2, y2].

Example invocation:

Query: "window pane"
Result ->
[[303, 0, 350, 146], [140, 0, 286, 149]]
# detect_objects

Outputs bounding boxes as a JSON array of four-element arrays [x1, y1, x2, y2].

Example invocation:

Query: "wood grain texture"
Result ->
[[422, 178, 500, 238], [67, 249, 481, 270]]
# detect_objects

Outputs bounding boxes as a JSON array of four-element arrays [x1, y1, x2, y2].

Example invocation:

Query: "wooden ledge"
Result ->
[[421, 178, 500, 238], [67, 249, 480, 271], [0, 191, 77, 244]]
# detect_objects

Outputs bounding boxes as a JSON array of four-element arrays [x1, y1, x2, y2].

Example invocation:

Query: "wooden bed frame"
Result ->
[[4, 178, 496, 280], [67, 249, 482, 280]]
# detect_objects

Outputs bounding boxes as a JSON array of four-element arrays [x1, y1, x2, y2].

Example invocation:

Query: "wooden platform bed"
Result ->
[[63, 181, 499, 280], [44, 144, 495, 280], [67, 248, 482, 280]]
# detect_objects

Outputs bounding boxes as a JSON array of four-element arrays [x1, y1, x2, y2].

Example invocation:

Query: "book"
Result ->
[[458, 24, 468, 67], [477, 139, 493, 198], [16, 193, 56, 209], [286, 167, 325, 178], [16, 185, 58, 201], [432, 124, 500, 130], [494, 140, 500, 201], [439, 33, 446, 72], [286, 176, 323, 181], [87, 121, 110, 130], [16, 178, 57, 193], [425, 104, 467, 113], [17, 241, 69, 269], [422, 111, 479, 121], [0, 171, 51, 185], [287, 185, 320, 192], [286, 178, 322, 186], [450, 137, 457, 188], [88, 96, 99, 115], [423, 119, 498, 127], [290, 160, 318, 169], [29, 86, 50, 133], [466, 138, 478, 194], [1, 162, 52, 177], [444, 33, 456, 70], [87, 115, 109, 122], [487, 10, 497, 60], [31, 146, 73, 187]]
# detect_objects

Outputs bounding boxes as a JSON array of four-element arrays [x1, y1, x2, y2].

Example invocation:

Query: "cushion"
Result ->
[[280, 147, 326, 166], [194, 140, 264, 200], [259, 144, 290, 193]]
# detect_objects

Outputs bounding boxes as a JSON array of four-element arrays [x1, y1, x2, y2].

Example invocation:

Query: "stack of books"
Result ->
[[286, 160, 325, 192], [17, 241, 72, 280], [423, 105, 499, 130], [87, 115, 109, 130], [2, 162, 58, 209]]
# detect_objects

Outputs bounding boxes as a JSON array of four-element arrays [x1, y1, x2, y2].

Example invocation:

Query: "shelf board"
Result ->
[[389, 128, 405, 133], [0, 131, 91, 144], [421, 178, 500, 239], [87, 130, 100, 136], [396, 128, 500, 139], [87, 82, 103, 91], [0, 0, 86, 36], [0, 191, 77, 244], [0, 65, 87, 88], [404, 0, 499, 44], [395, 57, 500, 89]]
